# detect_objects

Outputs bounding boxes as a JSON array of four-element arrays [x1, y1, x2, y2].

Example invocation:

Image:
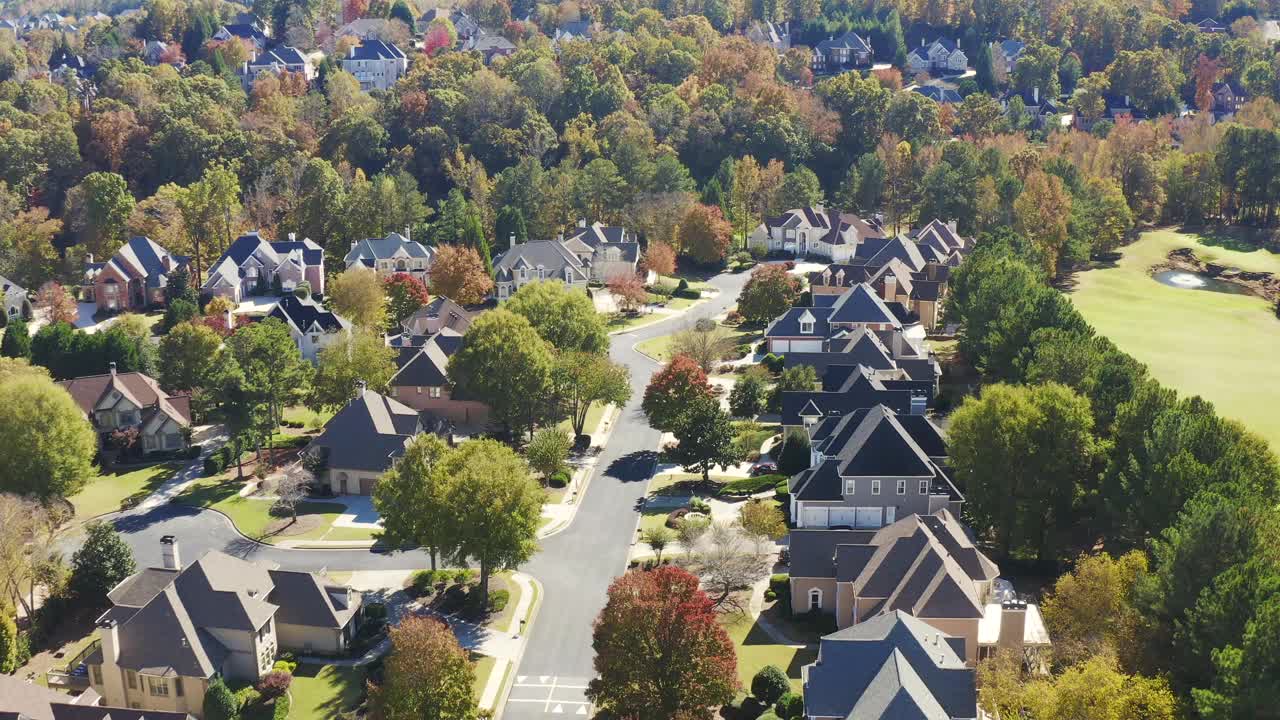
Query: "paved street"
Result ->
[[90, 268, 753, 718]]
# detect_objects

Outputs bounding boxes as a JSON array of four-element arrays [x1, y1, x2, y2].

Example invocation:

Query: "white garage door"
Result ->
[[790, 340, 823, 353], [802, 507, 828, 528], [855, 507, 883, 528], [772, 340, 790, 353], [829, 508, 857, 528]]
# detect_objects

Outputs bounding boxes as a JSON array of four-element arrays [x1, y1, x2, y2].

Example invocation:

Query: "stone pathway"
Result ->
[[133, 425, 228, 512]]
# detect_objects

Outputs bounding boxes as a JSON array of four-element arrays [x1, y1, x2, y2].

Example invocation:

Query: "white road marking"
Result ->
[[552, 705, 564, 714], [576, 707, 588, 715]]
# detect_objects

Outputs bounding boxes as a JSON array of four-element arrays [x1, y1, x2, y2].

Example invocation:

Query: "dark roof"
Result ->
[[780, 370, 915, 425], [996, 39, 1025, 59], [804, 611, 976, 720], [348, 37, 406, 60], [267, 295, 349, 333], [56, 371, 192, 427], [0, 675, 102, 720], [809, 264, 874, 289], [912, 86, 963, 104], [493, 240, 589, 283], [828, 284, 901, 326], [251, 44, 307, 66], [400, 296, 472, 336], [816, 30, 871, 54], [219, 23, 267, 42], [390, 332, 460, 388], [51, 706, 194, 720], [267, 569, 360, 629], [308, 390, 422, 472], [789, 529, 875, 578]]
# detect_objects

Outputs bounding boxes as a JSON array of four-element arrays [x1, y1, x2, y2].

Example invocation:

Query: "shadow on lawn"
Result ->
[[1183, 225, 1278, 254]]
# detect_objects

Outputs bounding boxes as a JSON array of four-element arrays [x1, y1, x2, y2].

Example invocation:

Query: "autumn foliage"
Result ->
[[367, 616, 477, 720], [641, 354, 713, 432], [680, 204, 733, 265], [428, 245, 493, 305], [641, 241, 677, 277], [384, 272, 432, 326], [586, 566, 738, 720], [35, 282, 77, 325], [606, 272, 648, 313]]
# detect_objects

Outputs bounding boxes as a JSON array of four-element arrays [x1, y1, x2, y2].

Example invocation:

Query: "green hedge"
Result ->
[[716, 474, 787, 496], [271, 693, 290, 720]]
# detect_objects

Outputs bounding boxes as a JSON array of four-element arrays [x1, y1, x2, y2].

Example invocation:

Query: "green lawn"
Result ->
[[69, 464, 180, 519], [556, 401, 608, 436], [172, 479, 350, 543], [636, 322, 761, 363], [647, 473, 737, 496], [289, 664, 365, 720], [722, 614, 817, 693], [639, 507, 673, 534], [1069, 229, 1280, 449], [472, 654, 497, 697], [606, 311, 666, 333], [283, 405, 335, 430]]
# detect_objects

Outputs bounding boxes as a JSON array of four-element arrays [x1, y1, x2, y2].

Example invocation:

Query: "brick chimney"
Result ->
[[997, 600, 1027, 650], [108, 361, 117, 377]]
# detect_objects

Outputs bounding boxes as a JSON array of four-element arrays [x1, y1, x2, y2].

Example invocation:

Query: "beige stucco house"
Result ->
[[307, 388, 429, 495], [57, 365, 192, 455]]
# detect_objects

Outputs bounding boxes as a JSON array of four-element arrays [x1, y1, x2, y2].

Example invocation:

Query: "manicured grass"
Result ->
[[639, 507, 673, 534], [472, 654, 497, 697], [320, 525, 379, 542], [721, 614, 816, 693], [1069, 230, 1280, 449], [636, 322, 761, 363], [606, 311, 666, 333], [69, 463, 179, 519], [283, 405, 335, 430], [172, 479, 349, 543], [556, 401, 608, 436], [733, 421, 779, 456], [647, 473, 736, 496], [289, 664, 365, 720]]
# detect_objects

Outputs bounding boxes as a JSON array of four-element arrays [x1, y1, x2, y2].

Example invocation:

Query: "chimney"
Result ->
[[1033, 86, 1039, 104], [403, 226, 411, 242], [86, 253, 94, 264], [510, 233, 517, 247], [891, 331, 904, 357], [351, 240, 358, 249], [108, 361, 117, 376], [355, 379, 367, 397], [288, 232, 296, 241], [577, 218, 587, 228], [160, 535, 181, 570], [98, 618, 120, 663], [997, 600, 1028, 650]]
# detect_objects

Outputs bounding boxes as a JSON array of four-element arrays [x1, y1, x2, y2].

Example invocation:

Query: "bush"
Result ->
[[273, 659, 297, 674], [271, 693, 291, 720], [203, 452, 225, 476], [455, 569, 474, 585], [762, 353, 784, 373], [757, 713, 781, 720], [764, 589, 776, 601], [186, 444, 201, 459], [488, 589, 510, 612], [363, 602, 387, 621], [256, 670, 292, 699], [775, 692, 804, 719], [748, 244, 767, 260], [205, 678, 240, 720], [665, 507, 690, 528], [409, 571, 437, 596], [234, 686, 261, 708], [752, 665, 790, 705], [548, 470, 570, 488], [677, 278, 689, 291], [690, 497, 711, 514]]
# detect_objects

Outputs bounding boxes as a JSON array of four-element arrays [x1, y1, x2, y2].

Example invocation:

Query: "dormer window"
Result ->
[[800, 320, 814, 334]]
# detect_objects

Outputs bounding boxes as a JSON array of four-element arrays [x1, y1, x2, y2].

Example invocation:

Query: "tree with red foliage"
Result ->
[[606, 272, 647, 313], [343, 0, 370, 24], [1193, 54, 1221, 113], [586, 566, 738, 720], [641, 354, 713, 432], [35, 282, 77, 325], [422, 19, 457, 55], [384, 273, 431, 329], [736, 263, 802, 325], [680, 204, 733, 265], [641, 241, 676, 277]]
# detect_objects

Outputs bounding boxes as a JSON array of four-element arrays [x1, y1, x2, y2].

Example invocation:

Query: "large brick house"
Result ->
[[386, 298, 489, 428], [202, 232, 325, 304], [82, 237, 192, 313]]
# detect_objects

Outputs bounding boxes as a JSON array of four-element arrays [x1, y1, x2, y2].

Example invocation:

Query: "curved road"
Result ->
[[99, 268, 753, 716]]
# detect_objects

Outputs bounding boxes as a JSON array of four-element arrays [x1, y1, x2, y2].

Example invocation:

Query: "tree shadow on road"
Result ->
[[605, 450, 658, 483]]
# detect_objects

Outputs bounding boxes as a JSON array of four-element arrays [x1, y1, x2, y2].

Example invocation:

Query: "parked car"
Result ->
[[750, 462, 777, 476]]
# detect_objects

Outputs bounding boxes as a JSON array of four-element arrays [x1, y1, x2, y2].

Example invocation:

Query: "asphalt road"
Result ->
[[92, 268, 753, 717]]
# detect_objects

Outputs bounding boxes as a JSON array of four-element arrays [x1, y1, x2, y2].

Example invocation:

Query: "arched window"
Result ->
[[808, 588, 823, 611], [396, 260, 407, 271]]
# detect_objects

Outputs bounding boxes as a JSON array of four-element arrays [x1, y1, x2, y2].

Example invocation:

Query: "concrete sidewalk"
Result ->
[[134, 426, 228, 512]]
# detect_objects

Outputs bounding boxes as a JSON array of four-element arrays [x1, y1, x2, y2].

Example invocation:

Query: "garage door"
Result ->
[[828, 508, 857, 528], [360, 477, 378, 495], [790, 340, 823, 353], [802, 507, 828, 528], [772, 340, 790, 353], [855, 507, 882, 528]]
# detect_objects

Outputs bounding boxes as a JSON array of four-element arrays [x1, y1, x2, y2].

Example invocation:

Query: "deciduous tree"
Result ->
[[1040, 551, 1148, 670], [552, 351, 631, 437], [0, 373, 96, 498], [309, 329, 397, 410], [607, 272, 648, 313], [327, 267, 387, 329], [680, 204, 733, 265], [526, 426, 571, 478], [586, 566, 737, 719], [368, 616, 477, 720], [70, 521, 136, 606], [65, 172, 135, 262], [669, 394, 741, 484], [641, 241, 676, 277], [642, 354, 713, 432], [505, 279, 608, 354], [226, 318, 313, 444], [35, 281, 77, 325], [384, 273, 431, 330], [737, 264, 802, 325], [159, 321, 223, 393], [373, 434, 456, 570], [428, 245, 493, 305], [448, 309, 554, 437]]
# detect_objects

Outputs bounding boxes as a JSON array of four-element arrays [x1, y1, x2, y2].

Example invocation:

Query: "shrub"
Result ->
[[363, 602, 387, 621], [273, 659, 297, 674], [752, 665, 790, 705], [271, 694, 291, 720], [665, 507, 690, 528], [677, 278, 689, 291], [764, 589, 777, 601], [256, 670, 292, 699], [234, 686, 261, 709], [717, 474, 785, 496], [775, 692, 804, 719], [548, 470, 570, 488], [757, 713, 781, 720], [748, 244, 767, 260], [204, 678, 240, 720], [203, 453, 225, 476], [488, 589, 510, 612], [186, 445, 201, 459], [454, 569, 472, 585], [690, 497, 711, 514], [409, 571, 437, 596], [762, 354, 784, 373]]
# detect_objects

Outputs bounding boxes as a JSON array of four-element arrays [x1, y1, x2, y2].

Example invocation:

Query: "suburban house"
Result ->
[[746, 21, 790, 52], [906, 38, 967, 74], [0, 674, 191, 720], [213, 22, 268, 50], [780, 360, 932, 427], [1212, 81, 1248, 116], [1, 273, 32, 323], [57, 364, 191, 455], [385, 297, 487, 426], [553, 19, 592, 44], [492, 239, 591, 300], [802, 611, 978, 720], [85, 539, 361, 715], [241, 45, 313, 88], [143, 40, 179, 66], [811, 30, 872, 73], [990, 38, 1025, 84], [202, 232, 325, 303], [340, 39, 408, 91], [781, 324, 942, 388], [307, 387, 431, 495], [912, 85, 963, 104], [81, 237, 192, 313], [1000, 87, 1062, 127], [344, 232, 433, 282], [1196, 17, 1227, 33], [48, 47, 90, 76], [787, 404, 959, 530], [392, 295, 473, 339], [464, 31, 517, 63], [748, 206, 887, 262], [562, 221, 642, 282], [1074, 94, 1147, 132], [419, 7, 480, 39], [788, 510, 1052, 664], [335, 18, 390, 38], [765, 283, 902, 354], [264, 295, 351, 363]]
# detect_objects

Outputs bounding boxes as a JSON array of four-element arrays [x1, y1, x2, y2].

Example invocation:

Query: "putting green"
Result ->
[[1068, 230, 1280, 450]]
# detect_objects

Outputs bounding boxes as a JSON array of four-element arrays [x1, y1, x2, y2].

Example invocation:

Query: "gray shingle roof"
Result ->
[[493, 240, 589, 283], [268, 569, 361, 629], [344, 232, 433, 267], [308, 390, 422, 472]]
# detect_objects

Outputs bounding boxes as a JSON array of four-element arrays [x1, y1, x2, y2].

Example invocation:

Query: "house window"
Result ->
[[91, 665, 102, 685], [429, 387, 441, 398], [126, 671, 138, 689], [174, 678, 184, 697], [872, 480, 881, 495], [311, 335, 319, 344], [843, 479, 855, 495], [808, 588, 822, 611], [147, 676, 169, 697], [800, 321, 814, 334], [415, 386, 422, 394], [897, 480, 907, 495], [919, 480, 930, 495], [144, 435, 156, 451]]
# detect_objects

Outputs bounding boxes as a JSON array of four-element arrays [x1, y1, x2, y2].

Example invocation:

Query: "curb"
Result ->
[[492, 573, 544, 719], [537, 404, 623, 540]]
